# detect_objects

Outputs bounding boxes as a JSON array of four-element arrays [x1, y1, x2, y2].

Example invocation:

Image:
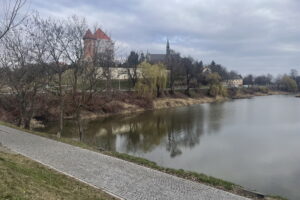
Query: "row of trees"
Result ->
[[123, 51, 241, 96], [0, 12, 113, 137], [243, 69, 300, 92]]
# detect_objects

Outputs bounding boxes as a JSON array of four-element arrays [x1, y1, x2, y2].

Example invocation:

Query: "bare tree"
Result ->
[[62, 16, 88, 96], [62, 16, 94, 140], [0, 0, 27, 40], [290, 69, 298, 80], [73, 60, 99, 140], [125, 51, 140, 88], [1, 17, 47, 129], [38, 17, 68, 137], [181, 57, 195, 96], [94, 47, 115, 92], [166, 53, 181, 93], [0, 45, 6, 91]]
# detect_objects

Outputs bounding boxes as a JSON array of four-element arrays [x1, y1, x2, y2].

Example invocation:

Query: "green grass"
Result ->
[[0, 150, 116, 200], [0, 121, 287, 200], [266, 196, 288, 200]]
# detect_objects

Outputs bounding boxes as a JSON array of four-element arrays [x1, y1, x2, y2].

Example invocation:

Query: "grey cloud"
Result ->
[[30, 0, 300, 75]]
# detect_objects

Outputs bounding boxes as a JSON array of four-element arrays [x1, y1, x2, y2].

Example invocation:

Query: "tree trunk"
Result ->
[[156, 84, 161, 98], [186, 77, 190, 96], [18, 97, 26, 128], [170, 69, 175, 94], [57, 73, 64, 138], [76, 105, 83, 141], [24, 118, 31, 130], [73, 67, 78, 100]]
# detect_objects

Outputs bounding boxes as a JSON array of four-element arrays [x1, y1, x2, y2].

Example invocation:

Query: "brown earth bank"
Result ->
[[0, 87, 295, 126], [71, 88, 293, 120]]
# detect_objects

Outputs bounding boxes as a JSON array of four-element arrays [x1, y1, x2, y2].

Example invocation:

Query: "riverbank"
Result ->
[[0, 87, 294, 125], [0, 144, 116, 200], [0, 121, 287, 200], [78, 88, 290, 120]]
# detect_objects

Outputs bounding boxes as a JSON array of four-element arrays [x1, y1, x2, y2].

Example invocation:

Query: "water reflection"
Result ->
[[40, 103, 224, 157], [37, 95, 300, 200], [207, 103, 225, 134], [89, 105, 209, 157]]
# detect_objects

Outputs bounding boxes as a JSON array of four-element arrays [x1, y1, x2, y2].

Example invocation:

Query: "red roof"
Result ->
[[83, 29, 96, 40], [94, 28, 111, 40], [83, 28, 111, 40]]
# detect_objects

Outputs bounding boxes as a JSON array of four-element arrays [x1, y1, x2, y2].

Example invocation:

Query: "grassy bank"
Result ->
[[0, 87, 280, 123], [0, 147, 116, 200], [68, 88, 292, 120], [0, 121, 286, 200], [66, 87, 281, 120]]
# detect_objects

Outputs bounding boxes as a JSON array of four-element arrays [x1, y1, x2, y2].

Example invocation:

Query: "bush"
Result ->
[[209, 84, 228, 97], [258, 86, 269, 94], [280, 76, 298, 92], [227, 88, 240, 97], [102, 101, 124, 113], [209, 84, 219, 97]]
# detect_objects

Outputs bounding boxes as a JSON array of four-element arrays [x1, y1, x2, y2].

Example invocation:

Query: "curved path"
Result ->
[[0, 125, 249, 200]]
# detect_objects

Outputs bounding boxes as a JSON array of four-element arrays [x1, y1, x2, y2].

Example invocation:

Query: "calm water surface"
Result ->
[[38, 95, 300, 200]]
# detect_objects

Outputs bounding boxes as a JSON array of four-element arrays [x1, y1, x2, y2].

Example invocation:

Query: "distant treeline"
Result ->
[[243, 69, 299, 92]]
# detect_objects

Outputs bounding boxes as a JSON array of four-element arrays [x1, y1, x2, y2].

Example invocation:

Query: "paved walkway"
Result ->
[[0, 125, 250, 200]]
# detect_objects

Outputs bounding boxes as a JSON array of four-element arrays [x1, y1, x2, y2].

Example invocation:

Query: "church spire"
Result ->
[[166, 39, 170, 55]]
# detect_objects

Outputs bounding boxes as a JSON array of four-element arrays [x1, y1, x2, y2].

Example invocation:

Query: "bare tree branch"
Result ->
[[0, 0, 27, 40]]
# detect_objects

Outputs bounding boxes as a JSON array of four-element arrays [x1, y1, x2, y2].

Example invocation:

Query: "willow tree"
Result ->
[[135, 62, 168, 98], [206, 72, 227, 97], [280, 75, 298, 92]]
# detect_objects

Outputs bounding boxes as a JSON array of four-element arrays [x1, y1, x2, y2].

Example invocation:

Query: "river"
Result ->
[[37, 95, 300, 200]]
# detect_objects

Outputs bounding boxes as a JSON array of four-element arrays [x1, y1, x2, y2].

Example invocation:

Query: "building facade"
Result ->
[[222, 77, 243, 87], [83, 28, 114, 61], [146, 40, 177, 64]]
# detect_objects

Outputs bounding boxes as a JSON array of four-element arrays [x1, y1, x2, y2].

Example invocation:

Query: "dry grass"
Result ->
[[153, 96, 226, 109]]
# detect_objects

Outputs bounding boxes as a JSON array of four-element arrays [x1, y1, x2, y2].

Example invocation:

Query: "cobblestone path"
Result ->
[[0, 125, 250, 200]]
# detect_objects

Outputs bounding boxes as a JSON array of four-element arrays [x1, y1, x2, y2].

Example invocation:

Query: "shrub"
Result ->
[[209, 84, 228, 97], [102, 101, 124, 113], [258, 86, 269, 94], [280, 76, 298, 92]]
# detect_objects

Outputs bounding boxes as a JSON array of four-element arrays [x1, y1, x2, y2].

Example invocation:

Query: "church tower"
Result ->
[[83, 29, 96, 60], [83, 28, 114, 61], [166, 39, 170, 56]]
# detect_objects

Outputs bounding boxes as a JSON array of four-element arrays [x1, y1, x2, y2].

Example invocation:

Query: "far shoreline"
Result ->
[[69, 89, 294, 122]]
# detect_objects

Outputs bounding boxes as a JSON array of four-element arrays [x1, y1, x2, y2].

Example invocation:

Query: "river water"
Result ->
[[37, 95, 300, 200]]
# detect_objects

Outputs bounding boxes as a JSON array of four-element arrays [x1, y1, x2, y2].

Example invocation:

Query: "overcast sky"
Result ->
[[30, 0, 300, 76]]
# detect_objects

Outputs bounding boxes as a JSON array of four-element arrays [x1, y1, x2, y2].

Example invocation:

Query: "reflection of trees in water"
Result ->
[[118, 114, 169, 153], [96, 106, 209, 158], [82, 119, 117, 151], [166, 106, 205, 157], [42, 103, 225, 157], [207, 103, 225, 134]]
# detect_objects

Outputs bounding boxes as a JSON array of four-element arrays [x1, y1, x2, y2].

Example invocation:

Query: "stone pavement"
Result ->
[[0, 125, 250, 200]]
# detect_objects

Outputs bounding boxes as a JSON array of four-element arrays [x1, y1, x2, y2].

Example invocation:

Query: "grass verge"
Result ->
[[0, 149, 116, 200], [0, 121, 287, 200]]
